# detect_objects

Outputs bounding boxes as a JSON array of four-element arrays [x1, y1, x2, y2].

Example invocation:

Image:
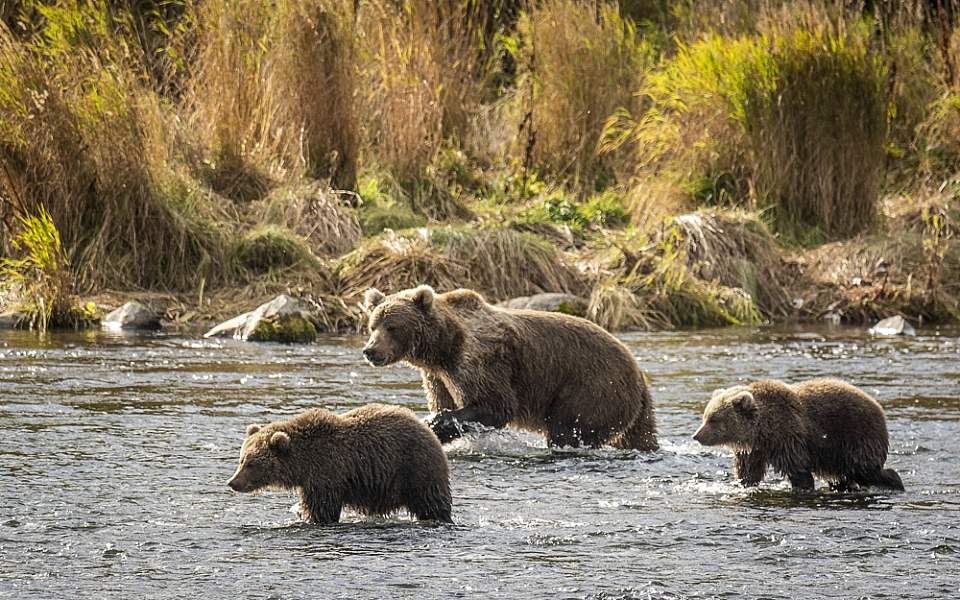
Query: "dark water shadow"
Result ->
[[731, 487, 897, 510]]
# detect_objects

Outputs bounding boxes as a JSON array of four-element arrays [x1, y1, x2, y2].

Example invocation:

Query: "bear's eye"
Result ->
[[383, 323, 396, 334]]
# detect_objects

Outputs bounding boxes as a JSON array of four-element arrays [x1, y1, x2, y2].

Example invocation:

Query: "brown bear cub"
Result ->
[[361, 284, 657, 450], [694, 378, 904, 491], [227, 404, 452, 524]]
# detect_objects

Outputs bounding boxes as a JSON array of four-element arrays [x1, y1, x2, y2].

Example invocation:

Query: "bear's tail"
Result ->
[[610, 380, 658, 451], [875, 468, 905, 491]]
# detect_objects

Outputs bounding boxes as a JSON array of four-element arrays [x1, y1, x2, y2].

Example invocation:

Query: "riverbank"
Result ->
[[3, 2, 960, 333], [9, 196, 952, 336]]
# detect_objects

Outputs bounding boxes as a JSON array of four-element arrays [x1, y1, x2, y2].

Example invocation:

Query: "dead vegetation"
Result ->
[[334, 226, 587, 314]]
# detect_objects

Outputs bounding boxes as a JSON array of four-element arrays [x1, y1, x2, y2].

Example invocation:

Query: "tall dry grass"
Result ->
[[0, 3, 228, 291], [186, 0, 357, 196], [751, 24, 888, 239], [606, 14, 888, 239], [513, 0, 652, 188], [357, 0, 492, 187]]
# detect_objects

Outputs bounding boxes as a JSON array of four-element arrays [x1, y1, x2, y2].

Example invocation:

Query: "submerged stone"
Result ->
[[204, 294, 318, 343], [102, 301, 160, 331], [497, 293, 587, 317], [869, 315, 916, 337]]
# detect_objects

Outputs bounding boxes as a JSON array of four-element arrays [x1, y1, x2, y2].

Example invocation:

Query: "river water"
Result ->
[[0, 325, 957, 599]]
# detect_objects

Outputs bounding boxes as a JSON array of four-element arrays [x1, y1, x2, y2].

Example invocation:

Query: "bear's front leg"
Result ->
[[787, 471, 815, 491], [428, 404, 509, 443], [733, 451, 766, 487], [299, 487, 343, 524], [422, 372, 457, 413]]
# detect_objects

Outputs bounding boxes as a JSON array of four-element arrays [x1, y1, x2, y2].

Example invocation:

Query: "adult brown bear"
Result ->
[[361, 285, 657, 450]]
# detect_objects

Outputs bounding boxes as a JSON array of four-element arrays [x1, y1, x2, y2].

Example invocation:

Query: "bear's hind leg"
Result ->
[[855, 468, 905, 491], [406, 485, 453, 523]]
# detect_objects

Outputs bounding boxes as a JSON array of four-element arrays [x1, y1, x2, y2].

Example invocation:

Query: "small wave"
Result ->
[[445, 429, 548, 458], [673, 476, 748, 497]]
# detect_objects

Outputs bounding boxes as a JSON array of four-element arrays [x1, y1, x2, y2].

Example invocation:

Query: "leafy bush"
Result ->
[[0, 206, 90, 331]]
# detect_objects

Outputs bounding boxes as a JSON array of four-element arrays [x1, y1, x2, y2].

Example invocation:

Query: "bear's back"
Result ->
[[791, 378, 888, 441], [341, 404, 446, 454]]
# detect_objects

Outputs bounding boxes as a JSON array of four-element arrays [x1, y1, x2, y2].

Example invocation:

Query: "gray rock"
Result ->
[[101, 301, 160, 331], [497, 293, 587, 317], [204, 294, 318, 343], [0, 312, 21, 329], [869, 315, 916, 337]]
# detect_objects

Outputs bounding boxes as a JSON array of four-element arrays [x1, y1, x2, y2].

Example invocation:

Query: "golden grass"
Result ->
[[514, 0, 651, 187], [255, 181, 361, 257], [186, 0, 357, 193], [357, 0, 489, 185], [0, 8, 229, 291], [334, 225, 589, 312]]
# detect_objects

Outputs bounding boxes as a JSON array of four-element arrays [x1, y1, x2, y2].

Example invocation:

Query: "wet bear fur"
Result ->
[[361, 285, 657, 450], [227, 403, 453, 523], [694, 378, 904, 491]]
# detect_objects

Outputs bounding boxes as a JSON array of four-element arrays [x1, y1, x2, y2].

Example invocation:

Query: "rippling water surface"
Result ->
[[1, 325, 958, 599]]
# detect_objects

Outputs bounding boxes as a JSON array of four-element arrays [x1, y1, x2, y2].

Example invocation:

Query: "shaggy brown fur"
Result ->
[[227, 404, 452, 524], [361, 285, 657, 450], [694, 379, 904, 491]]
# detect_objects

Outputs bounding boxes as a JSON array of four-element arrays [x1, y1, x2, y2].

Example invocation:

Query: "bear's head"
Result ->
[[227, 423, 293, 493], [693, 385, 759, 448], [360, 285, 436, 367]]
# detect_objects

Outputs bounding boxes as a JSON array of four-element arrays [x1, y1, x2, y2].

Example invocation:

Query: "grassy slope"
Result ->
[[1, 0, 959, 330]]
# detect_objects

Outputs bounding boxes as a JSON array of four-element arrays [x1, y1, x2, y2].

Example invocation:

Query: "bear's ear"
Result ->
[[411, 285, 435, 311], [361, 288, 386, 314], [245, 424, 262, 437], [731, 390, 756, 415], [269, 431, 291, 454]]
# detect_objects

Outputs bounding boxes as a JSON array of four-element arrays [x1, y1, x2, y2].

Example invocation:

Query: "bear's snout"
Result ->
[[227, 472, 250, 492], [692, 425, 709, 445], [362, 346, 389, 367]]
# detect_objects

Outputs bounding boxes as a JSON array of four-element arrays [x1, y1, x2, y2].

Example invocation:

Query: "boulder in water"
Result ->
[[869, 315, 916, 337], [204, 294, 318, 343], [101, 301, 161, 331], [497, 293, 587, 317]]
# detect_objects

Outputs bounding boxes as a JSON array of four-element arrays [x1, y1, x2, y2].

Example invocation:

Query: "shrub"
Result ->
[[231, 225, 316, 274], [355, 172, 426, 235], [0, 206, 90, 331], [608, 21, 888, 239], [583, 191, 630, 227]]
